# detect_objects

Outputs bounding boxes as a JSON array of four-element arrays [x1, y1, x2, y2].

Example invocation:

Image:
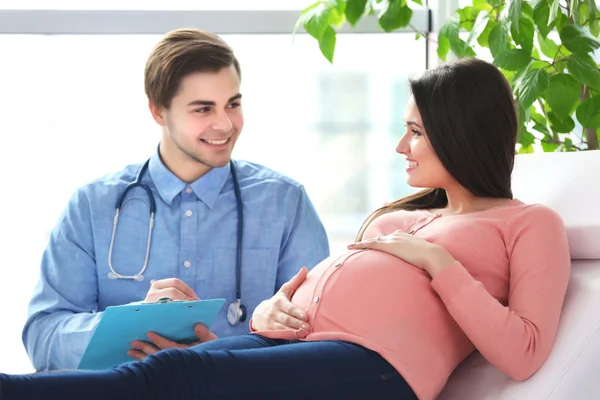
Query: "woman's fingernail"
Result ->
[[299, 313, 305, 320], [301, 324, 309, 330]]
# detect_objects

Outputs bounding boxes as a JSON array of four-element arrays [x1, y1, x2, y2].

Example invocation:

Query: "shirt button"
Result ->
[[295, 329, 309, 339], [185, 210, 193, 217], [186, 187, 193, 194], [184, 261, 191, 268], [313, 296, 320, 303]]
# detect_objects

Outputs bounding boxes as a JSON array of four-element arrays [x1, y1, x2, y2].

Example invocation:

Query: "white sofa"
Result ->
[[438, 149, 600, 400]]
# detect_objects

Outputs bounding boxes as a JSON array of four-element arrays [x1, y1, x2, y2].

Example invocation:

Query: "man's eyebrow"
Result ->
[[187, 93, 242, 107]]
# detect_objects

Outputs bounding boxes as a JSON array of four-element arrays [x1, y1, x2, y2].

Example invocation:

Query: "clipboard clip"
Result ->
[[155, 297, 185, 304]]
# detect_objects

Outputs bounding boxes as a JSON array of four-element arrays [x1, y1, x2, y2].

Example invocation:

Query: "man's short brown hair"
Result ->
[[144, 28, 241, 110]]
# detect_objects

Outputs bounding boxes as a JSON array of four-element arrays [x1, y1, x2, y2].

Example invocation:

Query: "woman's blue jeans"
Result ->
[[0, 334, 417, 399]]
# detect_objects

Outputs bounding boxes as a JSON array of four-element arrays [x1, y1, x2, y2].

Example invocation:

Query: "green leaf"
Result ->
[[460, 44, 477, 58], [564, 137, 575, 151], [549, 112, 576, 132], [302, 4, 333, 40], [494, 49, 532, 71], [537, 33, 560, 58], [533, 122, 550, 135], [319, 25, 337, 63], [560, 24, 600, 54], [555, 10, 570, 31], [576, 96, 600, 128], [570, 0, 580, 25], [567, 54, 600, 91], [541, 140, 560, 152], [591, 20, 600, 37], [509, 0, 523, 33], [519, 143, 535, 153], [518, 104, 529, 125], [345, 0, 368, 26], [437, 34, 450, 61], [330, 8, 346, 27], [439, 14, 475, 58], [459, 6, 478, 31], [530, 60, 550, 70], [531, 108, 547, 125], [473, 0, 493, 11], [517, 68, 550, 109], [555, 61, 569, 73], [511, 17, 535, 54], [512, 65, 530, 89], [501, 68, 516, 83], [519, 128, 536, 147], [467, 10, 490, 46], [579, 2, 589, 25], [477, 19, 498, 47], [489, 23, 509, 58], [533, 0, 554, 37], [548, 0, 561, 25], [331, 0, 346, 14], [379, 0, 413, 32], [587, 0, 600, 16], [545, 74, 581, 120], [521, 1, 534, 18], [410, 0, 423, 5]]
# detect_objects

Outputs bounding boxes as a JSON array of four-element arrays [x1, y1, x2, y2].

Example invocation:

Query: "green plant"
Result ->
[[296, 0, 600, 151]]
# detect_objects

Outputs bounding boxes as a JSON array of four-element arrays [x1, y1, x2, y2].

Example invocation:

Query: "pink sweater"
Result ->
[[250, 199, 571, 399]]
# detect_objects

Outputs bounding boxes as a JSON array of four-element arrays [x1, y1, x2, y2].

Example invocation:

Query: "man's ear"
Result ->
[[148, 101, 166, 126]]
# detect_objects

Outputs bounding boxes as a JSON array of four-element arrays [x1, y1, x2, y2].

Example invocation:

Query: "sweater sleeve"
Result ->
[[430, 204, 571, 381]]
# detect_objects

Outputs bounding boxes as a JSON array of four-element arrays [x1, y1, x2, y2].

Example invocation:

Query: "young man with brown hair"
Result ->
[[22, 28, 330, 371]]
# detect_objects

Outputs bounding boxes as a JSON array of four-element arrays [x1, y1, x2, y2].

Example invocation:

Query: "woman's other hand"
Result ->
[[250, 267, 310, 332], [348, 230, 456, 278]]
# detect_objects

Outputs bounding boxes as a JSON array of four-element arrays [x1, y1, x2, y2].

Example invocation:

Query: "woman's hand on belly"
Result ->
[[250, 267, 311, 332], [347, 230, 456, 278]]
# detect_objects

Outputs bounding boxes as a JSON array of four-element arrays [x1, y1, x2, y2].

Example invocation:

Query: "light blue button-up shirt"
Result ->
[[22, 149, 330, 371]]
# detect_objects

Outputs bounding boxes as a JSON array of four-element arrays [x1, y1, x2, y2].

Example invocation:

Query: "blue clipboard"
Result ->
[[78, 297, 226, 370]]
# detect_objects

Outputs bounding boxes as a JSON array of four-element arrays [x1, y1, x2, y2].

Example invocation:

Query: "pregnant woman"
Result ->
[[0, 57, 570, 400]]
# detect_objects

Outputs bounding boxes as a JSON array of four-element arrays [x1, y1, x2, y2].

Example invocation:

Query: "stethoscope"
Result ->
[[107, 158, 247, 326]]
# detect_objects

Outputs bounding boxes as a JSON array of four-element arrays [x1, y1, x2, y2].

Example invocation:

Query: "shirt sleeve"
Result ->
[[275, 185, 330, 291], [430, 204, 571, 380], [22, 187, 103, 371]]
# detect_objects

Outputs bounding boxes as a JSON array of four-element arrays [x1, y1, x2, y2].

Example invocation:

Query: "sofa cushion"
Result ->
[[511, 150, 600, 259]]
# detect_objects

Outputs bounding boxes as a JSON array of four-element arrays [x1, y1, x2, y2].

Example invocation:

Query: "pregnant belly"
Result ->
[[291, 249, 462, 345]]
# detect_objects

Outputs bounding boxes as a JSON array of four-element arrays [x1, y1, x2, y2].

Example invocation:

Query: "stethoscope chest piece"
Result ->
[[227, 299, 247, 326]]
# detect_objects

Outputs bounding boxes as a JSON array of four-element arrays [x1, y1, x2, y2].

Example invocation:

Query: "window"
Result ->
[[0, 0, 312, 10]]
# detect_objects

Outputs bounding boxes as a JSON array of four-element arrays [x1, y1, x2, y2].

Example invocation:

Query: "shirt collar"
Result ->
[[148, 149, 231, 209]]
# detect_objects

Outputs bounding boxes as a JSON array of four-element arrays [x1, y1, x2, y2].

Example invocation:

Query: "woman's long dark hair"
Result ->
[[356, 57, 518, 241]]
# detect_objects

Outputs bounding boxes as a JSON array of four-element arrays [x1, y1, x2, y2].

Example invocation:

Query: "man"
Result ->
[[22, 28, 330, 371]]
